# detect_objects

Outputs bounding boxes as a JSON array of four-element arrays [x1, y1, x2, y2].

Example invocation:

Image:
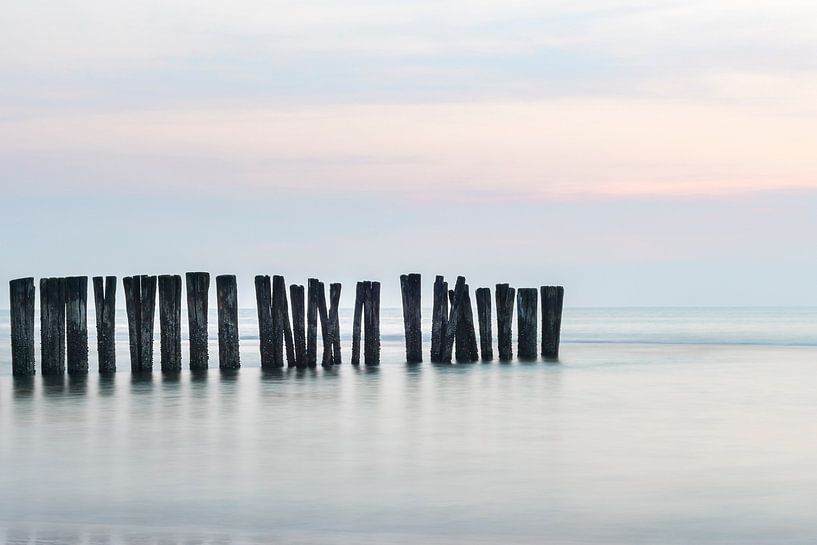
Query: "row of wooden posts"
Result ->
[[7, 273, 564, 376]]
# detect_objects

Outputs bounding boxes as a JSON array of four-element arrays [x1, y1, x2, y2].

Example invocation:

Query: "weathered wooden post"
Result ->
[[400, 273, 422, 363], [442, 277, 466, 363], [65, 276, 88, 374], [328, 283, 342, 365], [9, 277, 36, 376], [351, 281, 366, 365], [272, 276, 296, 367], [430, 276, 448, 363], [541, 286, 565, 359], [139, 276, 157, 372], [495, 283, 515, 361], [93, 276, 117, 374], [517, 288, 538, 360], [449, 285, 478, 363], [448, 289, 463, 361], [459, 285, 479, 363], [290, 284, 306, 368], [158, 274, 182, 373], [364, 281, 381, 366], [255, 275, 274, 369], [475, 287, 493, 361], [123, 275, 157, 373], [216, 274, 240, 369], [271, 277, 285, 367], [316, 281, 334, 368], [186, 272, 210, 370], [40, 277, 66, 375], [306, 278, 319, 368]]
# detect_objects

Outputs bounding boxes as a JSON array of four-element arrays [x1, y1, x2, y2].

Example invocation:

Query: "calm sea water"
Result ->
[[1, 307, 817, 544]]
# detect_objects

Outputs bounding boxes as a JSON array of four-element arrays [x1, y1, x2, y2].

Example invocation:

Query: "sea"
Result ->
[[1, 307, 816, 544]]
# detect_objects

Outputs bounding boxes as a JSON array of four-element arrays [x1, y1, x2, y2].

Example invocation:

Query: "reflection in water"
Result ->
[[12, 376, 34, 400], [41, 375, 66, 396], [98, 375, 116, 397], [67, 375, 88, 396], [1, 345, 817, 544]]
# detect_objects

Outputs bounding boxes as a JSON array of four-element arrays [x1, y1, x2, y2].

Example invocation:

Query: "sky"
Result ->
[[2, 0, 817, 306]]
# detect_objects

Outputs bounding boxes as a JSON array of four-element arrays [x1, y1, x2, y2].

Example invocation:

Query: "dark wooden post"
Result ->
[[271, 277, 285, 367], [400, 273, 422, 363], [139, 276, 157, 372], [123, 276, 140, 371], [495, 283, 515, 361], [475, 287, 493, 361], [65, 276, 88, 374], [442, 276, 466, 363], [290, 284, 306, 368], [306, 278, 319, 368], [450, 285, 478, 363], [317, 281, 333, 368], [541, 286, 565, 359], [459, 285, 479, 363], [327, 283, 342, 365], [364, 281, 381, 366], [216, 274, 240, 369], [451, 288, 467, 362], [430, 276, 448, 363], [185, 272, 210, 370], [123, 275, 157, 373], [517, 288, 538, 360], [158, 275, 182, 373], [351, 281, 366, 365], [93, 276, 117, 374], [255, 275, 274, 369], [9, 277, 36, 376], [273, 276, 296, 367], [40, 277, 66, 375]]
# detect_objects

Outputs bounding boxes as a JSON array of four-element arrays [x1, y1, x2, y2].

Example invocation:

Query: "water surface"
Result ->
[[1, 308, 816, 544]]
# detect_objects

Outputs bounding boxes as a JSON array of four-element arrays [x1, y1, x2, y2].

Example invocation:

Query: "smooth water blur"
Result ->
[[1, 308, 817, 544]]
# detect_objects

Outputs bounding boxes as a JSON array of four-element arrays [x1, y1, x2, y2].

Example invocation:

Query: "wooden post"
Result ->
[[255, 275, 274, 369], [273, 276, 296, 367], [290, 284, 306, 368], [9, 277, 36, 376], [442, 276, 466, 363], [123, 276, 140, 371], [65, 276, 88, 374], [475, 287, 493, 361], [158, 275, 182, 373], [541, 286, 565, 359], [317, 281, 333, 368], [271, 277, 285, 367], [306, 278, 319, 368], [123, 275, 156, 373], [517, 288, 538, 360], [327, 283, 342, 365], [140, 276, 157, 372], [430, 276, 448, 363], [216, 274, 240, 369], [93, 276, 117, 374], [185, 272, 210, 370], [450, 284, 478, 363], [351, 281, 366, 365], [40, 277, 66, 376], [495, 283, 515, 361], [459, 285, 479, 363], [451, 288, 467, 362], [400, 273, 422, 363], [364, 281, 380, 366]]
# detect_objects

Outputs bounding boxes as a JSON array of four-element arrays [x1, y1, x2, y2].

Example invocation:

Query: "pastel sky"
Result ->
[[2, 0, 817, 306]]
